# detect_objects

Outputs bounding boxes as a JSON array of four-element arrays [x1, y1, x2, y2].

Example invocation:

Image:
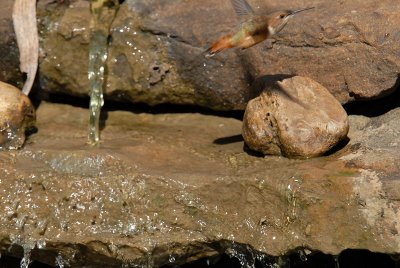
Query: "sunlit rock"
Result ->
[[0, 0, 394, 110], [242, 76, 349, 158], [0, 102, 398, 266], [0, 81, 35, 150]]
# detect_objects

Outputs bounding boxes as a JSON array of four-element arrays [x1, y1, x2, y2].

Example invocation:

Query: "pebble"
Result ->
[[0, 81, 35, 149]]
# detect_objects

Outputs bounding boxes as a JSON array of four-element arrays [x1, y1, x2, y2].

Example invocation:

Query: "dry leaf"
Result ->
[[12, 0, 39, 96]]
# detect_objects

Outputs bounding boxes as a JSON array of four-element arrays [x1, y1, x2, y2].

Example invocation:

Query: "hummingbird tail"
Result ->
[[205, 35, 233, 57]]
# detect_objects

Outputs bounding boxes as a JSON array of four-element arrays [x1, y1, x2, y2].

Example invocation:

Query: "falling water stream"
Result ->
[[87, 0, 119, 144]]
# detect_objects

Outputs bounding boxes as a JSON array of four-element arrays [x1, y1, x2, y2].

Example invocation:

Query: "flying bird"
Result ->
[[205, 0, 314, 57]]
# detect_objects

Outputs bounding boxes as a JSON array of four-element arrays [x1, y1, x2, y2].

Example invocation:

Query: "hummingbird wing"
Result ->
[[230, 0, 255, 17]]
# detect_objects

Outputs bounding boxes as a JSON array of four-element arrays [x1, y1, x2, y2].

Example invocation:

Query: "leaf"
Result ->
[[12, 0, 39, 96]]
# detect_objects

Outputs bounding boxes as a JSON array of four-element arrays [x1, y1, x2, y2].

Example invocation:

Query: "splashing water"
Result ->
[[87, 0, 119, 144], [55, 254, 69, 268], [20, 255, 31, 268], [20, 246, 32, 268], [0, 122, 25, 150], [36, 239, 46, 249], [226, 244, 290, 268], [168, 254, 176, 263], [298, 249, 307, 261], [226, 243, 257, 268]]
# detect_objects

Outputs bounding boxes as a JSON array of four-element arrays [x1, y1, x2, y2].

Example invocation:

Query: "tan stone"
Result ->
[[243, 76, 349, 157], [0, 81, 35, 149]]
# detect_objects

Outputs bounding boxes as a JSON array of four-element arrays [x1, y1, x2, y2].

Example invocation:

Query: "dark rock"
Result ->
[[0, 0, 23, 88], [242, 76, 349, 158], [0, 81, 36, 150]]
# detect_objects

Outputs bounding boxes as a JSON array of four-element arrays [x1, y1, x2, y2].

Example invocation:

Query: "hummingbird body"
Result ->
[[206, 0, 314, 56], [230, 16, 270, 48]]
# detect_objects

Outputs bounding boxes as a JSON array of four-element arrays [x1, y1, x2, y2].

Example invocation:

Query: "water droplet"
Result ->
[[299, 249, 307, 261], [55, 253, 69, 268], [36, 239, 46, 249]]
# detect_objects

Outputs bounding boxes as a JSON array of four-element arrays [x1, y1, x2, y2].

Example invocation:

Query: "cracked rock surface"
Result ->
[[1, 0, 400, 110], [0, 102, 399, 266]]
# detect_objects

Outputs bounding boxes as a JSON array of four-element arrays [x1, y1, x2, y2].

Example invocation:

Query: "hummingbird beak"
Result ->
[[288, 7, 315, 16]]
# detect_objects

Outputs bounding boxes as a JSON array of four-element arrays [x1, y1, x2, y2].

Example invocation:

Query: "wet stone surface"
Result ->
[[0, 102, 399, 266]]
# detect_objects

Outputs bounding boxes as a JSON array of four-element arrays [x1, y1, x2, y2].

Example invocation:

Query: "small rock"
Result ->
[[242, 76, 349, 158], [0, 81, 35, 149]]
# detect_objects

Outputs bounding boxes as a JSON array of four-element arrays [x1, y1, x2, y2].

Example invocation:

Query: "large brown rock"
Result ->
[[35, 0, 400, 110], [0, 81, 35, 150], [0, 102, 399, 266], [243, 76, 349, 157], [0, 0, 397, 110]]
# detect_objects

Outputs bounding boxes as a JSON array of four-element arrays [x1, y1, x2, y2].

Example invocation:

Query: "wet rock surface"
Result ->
[[1, 0, 400, 110], [242, 76, 349, 157], [0, 102, 399, 266], [0, 81, 35, 150]]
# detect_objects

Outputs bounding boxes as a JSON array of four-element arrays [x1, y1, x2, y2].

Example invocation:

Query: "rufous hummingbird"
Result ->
[[205, 0, 314, 57]]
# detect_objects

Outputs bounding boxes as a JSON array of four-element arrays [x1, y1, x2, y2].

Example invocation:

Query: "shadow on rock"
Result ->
[[213, 134, 243, 145], [323, 136, 350, 156], [243, 143, 265, 158], [250, 74, 294, 99], [344, 74, 400, 117]]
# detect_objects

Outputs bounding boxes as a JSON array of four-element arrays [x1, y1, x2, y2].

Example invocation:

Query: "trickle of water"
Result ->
[[226, 244, 256, 268], [168, 254, 176, 263], [285, 176, 302, 224], [275, 256, 290, 268], [87, 0, 120, 144], [298, 249, 307, 261], [20, 248, 32, 268], [334, 255, 340, 268], [13, 239, 37, 268], [55, 254, 69, 268]]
